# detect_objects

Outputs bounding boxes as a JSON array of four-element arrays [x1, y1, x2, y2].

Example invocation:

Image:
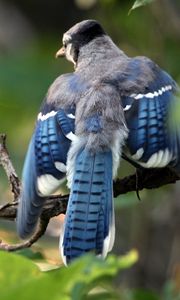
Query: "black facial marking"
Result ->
[[71, 20, 106, 47], [70, 44, 79, 63]]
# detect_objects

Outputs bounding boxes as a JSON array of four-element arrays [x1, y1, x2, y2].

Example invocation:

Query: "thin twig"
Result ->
[[0, 134, 21, 201]]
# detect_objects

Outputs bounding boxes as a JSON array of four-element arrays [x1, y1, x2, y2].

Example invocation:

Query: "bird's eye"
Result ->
[[63, 42, 67, 48]]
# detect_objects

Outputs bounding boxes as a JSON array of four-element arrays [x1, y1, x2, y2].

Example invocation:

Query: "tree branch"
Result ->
[[113, 167, 180, 197], [0, 216, 49, 251], [0, 134, 21, 201], [0, 134, 180, 251]]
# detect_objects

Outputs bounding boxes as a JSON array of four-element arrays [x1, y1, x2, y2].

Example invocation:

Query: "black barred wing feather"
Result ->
[[121, 59, 180, 169], [36, 108, 75, 196], [17, 106, 75, 238]]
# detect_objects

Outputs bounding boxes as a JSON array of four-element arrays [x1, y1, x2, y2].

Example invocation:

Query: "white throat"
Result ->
[[65, 44, 76, 67]]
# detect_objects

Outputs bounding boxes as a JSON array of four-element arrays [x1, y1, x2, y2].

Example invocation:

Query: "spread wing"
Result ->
[[17, 73, 87, 238], [120, 57, 180, 169]]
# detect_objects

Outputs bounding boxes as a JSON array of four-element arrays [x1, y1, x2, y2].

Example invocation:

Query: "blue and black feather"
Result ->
[[17, 105, 75, 238], [121, 60, 179, 167], [61, 149, 113, 264]]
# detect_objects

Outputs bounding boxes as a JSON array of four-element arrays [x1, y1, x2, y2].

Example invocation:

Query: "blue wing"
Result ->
[[17, 134, 42, 238], [35, 107, 75, 195], [17, 105, 75, 238], [121, 58, 180, 169], [17, 72, 90, 239]]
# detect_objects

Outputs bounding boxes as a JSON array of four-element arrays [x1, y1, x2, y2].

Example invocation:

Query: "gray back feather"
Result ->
[[46, 34, 156, 151]]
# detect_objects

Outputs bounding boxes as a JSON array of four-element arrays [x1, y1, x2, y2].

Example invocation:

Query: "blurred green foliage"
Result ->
[[0, 250, 138, 300], [0, 42, 71, 170], [0, 249, 179, 300]]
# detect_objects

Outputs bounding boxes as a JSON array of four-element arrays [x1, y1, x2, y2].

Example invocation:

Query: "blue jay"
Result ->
[[17, 20, 179, 264]]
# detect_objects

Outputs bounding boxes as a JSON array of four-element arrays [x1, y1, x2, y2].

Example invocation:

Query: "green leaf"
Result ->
[[129, 0, 155, 14], [17, 248, 44, 260], [85, 291, 119, 300], [132, 289, 159, 300], [121, 289, 160, 300], [0, 251, 42, 299], [0, 250, 138, 300]]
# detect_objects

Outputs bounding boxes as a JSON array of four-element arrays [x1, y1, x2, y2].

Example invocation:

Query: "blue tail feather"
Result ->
[[60, 148, 114, 264]]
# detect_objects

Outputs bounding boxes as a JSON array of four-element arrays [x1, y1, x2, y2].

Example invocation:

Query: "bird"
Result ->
[[17, 19, 179, 265]]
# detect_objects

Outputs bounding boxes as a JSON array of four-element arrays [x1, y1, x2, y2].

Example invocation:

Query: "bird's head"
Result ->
[[55, 20, 106, 67]]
